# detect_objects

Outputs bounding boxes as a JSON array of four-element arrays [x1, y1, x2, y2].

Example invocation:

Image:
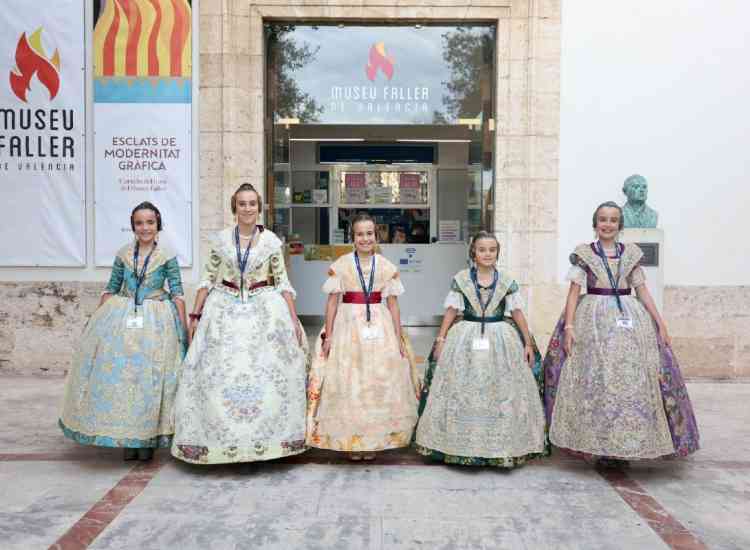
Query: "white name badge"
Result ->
[[472, 337, 490, 351], [361, 323, 384, 340], [616, 317, 633, 329], [126, 314, 144, 330]]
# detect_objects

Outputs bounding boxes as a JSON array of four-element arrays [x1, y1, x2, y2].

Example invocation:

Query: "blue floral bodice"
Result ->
[[105, 242, 183, 305]]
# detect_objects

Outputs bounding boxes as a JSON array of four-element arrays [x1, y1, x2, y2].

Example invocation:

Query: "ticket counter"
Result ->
[[277, 151, 492, 323], [289, 245, 466, 323]]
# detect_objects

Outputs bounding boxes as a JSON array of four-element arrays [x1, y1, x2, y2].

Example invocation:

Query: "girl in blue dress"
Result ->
[[59, 202, 187, 461]]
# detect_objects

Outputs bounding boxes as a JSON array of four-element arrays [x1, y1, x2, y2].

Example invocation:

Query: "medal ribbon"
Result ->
[[235, 225, 259, 300], [354, 252, 376, 323], [470, 266, 499, 337]]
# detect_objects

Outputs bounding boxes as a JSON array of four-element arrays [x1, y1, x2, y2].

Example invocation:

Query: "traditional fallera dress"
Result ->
[[171, 226, 308, 464], [306, 252, 420, 452], [415, 268, 548, 467], [543, 242, 700, 459], [59, 241, 186, 449]]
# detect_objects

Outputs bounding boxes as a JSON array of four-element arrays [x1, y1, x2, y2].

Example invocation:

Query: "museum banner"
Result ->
[[0, 0, 86, 266], [93, 0, 193, 266]]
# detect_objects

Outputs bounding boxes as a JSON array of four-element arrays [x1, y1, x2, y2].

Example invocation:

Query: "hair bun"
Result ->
[[130, 201, 163, 231], [468, 230, 500, 261]]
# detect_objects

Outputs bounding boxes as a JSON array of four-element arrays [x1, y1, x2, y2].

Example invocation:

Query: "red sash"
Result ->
[[342, 291, 382, 304]]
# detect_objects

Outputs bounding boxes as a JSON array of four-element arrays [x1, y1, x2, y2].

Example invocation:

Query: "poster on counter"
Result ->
[[93, 0, 193, 266], [344, 172, 366, 203], [398, 246, 423, 273], [0, 0, 86, 266], [399, 173, 422, 204], [370, 186, 392, 204], [438, 220, 461, 242]]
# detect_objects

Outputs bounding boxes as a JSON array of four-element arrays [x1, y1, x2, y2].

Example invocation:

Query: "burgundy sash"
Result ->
[[586, 287, 631, 296]]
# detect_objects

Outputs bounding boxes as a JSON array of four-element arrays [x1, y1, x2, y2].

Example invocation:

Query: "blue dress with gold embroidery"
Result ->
[[59, 242, 187, 449]]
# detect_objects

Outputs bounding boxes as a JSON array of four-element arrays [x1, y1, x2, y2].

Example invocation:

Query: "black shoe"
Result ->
[[597, 457, 629, 469], [137, 448, 154, 461], [123, 448, 138, 461]]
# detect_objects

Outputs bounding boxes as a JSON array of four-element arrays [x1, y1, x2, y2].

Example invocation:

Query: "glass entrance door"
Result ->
[[266, 23, 496, 322]]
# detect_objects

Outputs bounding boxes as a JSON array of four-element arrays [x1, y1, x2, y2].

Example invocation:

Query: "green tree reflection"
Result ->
[[267, 25, 323, 123], [435, 27, 494, 123]]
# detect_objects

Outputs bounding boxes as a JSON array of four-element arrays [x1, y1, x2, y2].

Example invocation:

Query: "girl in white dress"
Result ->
[[171, 183, 308, 464]]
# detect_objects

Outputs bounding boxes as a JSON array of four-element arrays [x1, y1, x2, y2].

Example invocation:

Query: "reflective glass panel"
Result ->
[[267, 24, 495, 125]]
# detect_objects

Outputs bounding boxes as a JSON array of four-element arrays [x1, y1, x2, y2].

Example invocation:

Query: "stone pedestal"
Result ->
[[619, 228, 664, 312]]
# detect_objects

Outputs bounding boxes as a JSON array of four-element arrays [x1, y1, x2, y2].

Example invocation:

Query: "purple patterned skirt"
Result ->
[[543, 311, 700, 458]]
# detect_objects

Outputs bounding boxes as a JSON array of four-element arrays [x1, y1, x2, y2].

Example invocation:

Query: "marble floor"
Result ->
[[1, 356, 749, 548]]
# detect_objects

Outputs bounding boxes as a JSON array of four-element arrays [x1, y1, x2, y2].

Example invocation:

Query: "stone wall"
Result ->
[[522, 283, 750, 380], [2, 281, 746, 378], [0, 282, 199, 375], [0, 282, 98, 375], [664, 286, 750, 378]]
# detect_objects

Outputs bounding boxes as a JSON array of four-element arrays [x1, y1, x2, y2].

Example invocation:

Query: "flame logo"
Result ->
[[366, 42, 394, 82], [94, 0, 192, 78], [9, 28, 61, 103]]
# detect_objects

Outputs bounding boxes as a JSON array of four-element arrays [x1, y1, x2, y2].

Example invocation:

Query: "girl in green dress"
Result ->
[[415, 231, 548, 467]]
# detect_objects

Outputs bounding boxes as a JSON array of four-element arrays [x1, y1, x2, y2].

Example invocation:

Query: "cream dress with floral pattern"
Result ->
[[306, 253, 420, 452], [171, 227, 308, 464]]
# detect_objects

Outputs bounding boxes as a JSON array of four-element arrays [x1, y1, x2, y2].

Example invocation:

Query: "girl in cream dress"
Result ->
[[306, 213, 420, 460]]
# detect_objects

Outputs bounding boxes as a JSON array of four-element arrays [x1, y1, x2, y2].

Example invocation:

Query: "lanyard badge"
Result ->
[[470, 267, 498, 337], [132, 241, 156, 314], [595, 241, 630, 324], [354, 252, 376, 324], [235, 225, 258, 300]]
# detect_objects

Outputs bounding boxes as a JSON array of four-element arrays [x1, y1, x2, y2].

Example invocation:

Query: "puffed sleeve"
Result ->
[[270, 250, 296, 298], [382, 271, 405, 297], [565, 265, 587, 287], [443, 279, 464, 312], [503, 281, 525, 315], [628, 265, 647, 288], [104, 256, 125, 294], [198, 246, 221, 290], [164, 257, 184, 297], [322, 265, 344, 294], [565, 252, 588, 287]]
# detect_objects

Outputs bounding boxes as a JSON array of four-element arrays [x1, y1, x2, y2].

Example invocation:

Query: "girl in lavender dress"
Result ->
[[543, 201, 699, 466]]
